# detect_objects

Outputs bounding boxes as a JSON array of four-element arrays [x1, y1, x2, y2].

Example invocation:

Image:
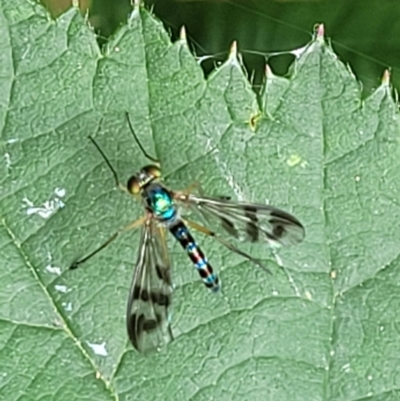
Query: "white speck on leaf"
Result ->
[[45, 265, 61, 275], [4, 153, 11, 168], [54, 284, 68, 293], [87, 341, 108, 357], [62, 302, 72, 312], [54, 187, 66, 197], [341, 363, 351, 373], [273, 252, 283, 267], [23, 188, 66, 219], [287, 154, 302, 167]]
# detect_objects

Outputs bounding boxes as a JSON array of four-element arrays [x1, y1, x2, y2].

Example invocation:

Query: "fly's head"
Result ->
[[127, 165, 176, 222], [127, 165, 161, 195]]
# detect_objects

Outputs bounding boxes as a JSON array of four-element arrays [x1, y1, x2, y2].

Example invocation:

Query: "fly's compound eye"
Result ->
[[143, 165, 161, 179], [127, 176, 141, 195], [127, 165, 161, 195]]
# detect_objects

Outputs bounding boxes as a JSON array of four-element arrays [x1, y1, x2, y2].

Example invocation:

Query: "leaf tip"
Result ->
[[314, 24, 325, 42], [381, 69, 391, 86], [179, 25, 187, 42], [229, 41, 238, 61], [265, 64, 273, 77], [128, 0, 141, 21]]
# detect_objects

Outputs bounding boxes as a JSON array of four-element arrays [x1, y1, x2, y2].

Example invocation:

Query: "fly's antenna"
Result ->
[[125, 112, 159, 163], [88, 117, 121, 187]]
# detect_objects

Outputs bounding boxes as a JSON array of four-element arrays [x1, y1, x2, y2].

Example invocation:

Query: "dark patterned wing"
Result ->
[[126, 215, 173, 352], [177, 193, 305, 247]]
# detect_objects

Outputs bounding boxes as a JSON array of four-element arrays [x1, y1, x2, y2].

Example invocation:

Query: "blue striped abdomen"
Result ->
[[169, 221, 219, 292]]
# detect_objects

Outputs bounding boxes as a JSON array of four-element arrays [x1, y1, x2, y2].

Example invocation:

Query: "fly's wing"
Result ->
[[126, 217, 173, 352], [178, 194, 305, 247]]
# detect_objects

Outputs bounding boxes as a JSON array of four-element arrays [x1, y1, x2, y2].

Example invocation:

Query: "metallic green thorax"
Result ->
[[145, 184, 176, 222]]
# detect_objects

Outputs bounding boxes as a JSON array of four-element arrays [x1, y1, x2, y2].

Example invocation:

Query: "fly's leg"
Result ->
[[178, 181, 205, 196], [70, 215, 147, 269]]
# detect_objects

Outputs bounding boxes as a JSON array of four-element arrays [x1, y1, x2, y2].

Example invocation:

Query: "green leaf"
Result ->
[[1, 1, 400, 401]]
